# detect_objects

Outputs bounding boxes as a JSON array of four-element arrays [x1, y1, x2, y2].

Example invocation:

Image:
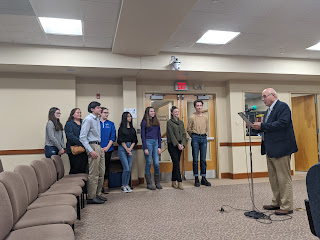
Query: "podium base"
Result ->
[[244, 210, 266, 219]]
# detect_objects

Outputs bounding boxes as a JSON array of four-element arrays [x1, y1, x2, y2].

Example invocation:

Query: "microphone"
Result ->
[[245, 105, 257, 112]]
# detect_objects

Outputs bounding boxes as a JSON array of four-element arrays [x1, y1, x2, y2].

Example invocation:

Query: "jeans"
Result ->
[[44, 145, 58, 158], [118, 143, 133, 186], [168, 143, 182, 182], [191, 134, 207, 177], [144, 139, 160, 175]]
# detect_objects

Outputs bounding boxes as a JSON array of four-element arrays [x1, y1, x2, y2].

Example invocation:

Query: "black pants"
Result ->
[[68, 152, 88, 174], [168, 143, 182, 182], [104, 151, 113, 180]]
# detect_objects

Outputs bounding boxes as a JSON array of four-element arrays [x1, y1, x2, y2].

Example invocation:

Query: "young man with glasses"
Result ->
[[252, 88, 298, 215], [187, 100, 211, 187], [80, 101, 107, 204], [100, 107, 116, 193]]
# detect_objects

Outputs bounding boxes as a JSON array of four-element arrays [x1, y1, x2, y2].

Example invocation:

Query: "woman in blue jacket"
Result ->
[[65, 108, 88, 174]]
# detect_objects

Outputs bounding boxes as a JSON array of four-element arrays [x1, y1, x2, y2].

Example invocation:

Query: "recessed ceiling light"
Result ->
[[197, 30, 240, 45], [39, 17, 83, 36], [306, 42, 320, 51]]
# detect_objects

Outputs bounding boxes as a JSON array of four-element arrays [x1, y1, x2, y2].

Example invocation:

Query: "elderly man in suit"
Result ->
[[252, 88, 298, 215]]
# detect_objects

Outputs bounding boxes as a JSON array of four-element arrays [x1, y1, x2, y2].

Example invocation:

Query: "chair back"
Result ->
[[306, 163, 320, 237], [0, 181, 14, 240], [15, 165, 39, 204], [30, 160, 52, 193], [51, 155, 65, 180], [0, 172, 28, 224], [42, 158, 58, 185]]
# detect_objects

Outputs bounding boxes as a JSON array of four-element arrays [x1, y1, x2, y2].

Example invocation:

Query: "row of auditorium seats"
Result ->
[[0, 156, 88, 240]]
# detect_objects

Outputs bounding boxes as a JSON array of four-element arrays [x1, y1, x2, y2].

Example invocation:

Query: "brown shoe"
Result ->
[[178, 182, 184, 190], [263, 205, 280, 210], [172, 181, 178, 188], [274, 209, 293, 215], [103, 180, 109, 193]]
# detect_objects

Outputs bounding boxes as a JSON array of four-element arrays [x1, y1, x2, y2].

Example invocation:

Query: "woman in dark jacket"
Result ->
[[167, 106, 187, 190], [117, 112, 138, 193], [65, 108, 88, 174]]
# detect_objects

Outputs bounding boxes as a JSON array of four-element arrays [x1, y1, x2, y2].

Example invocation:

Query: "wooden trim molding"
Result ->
[[0, 149, 44, 155], [220, 142, 261, 147], [0, 145, 144, 155], [222, 170, 294, 179]]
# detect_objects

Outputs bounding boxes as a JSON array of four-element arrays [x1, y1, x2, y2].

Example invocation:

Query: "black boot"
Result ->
[[154, 174, 162, 189], [145, 174, 156, 190], [201, 176, 211, 186], [194, 176, 200, 187]]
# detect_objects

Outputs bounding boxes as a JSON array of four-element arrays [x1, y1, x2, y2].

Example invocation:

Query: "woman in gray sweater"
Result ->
[[166, 106, 187, 190], [44, 107, 65, 158]]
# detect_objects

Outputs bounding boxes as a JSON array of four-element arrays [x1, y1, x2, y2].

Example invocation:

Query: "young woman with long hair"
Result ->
[[44, 107, 65, 158], [167, 106, 187, 190], [117, 112, 138, 193], [141, 107, 162, 190], [65, 108, 88, 174]]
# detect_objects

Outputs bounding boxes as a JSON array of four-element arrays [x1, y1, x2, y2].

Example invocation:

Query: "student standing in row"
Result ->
[[80, 101, 107, 204], [65, 108, 88, 174], [117, 112, 138, 193], [167, 106, 187, 190], [187, 100, 211, 187], [45, 107, 65, 158], [141, 107, 162, 190], [100, 107, 116, 193]]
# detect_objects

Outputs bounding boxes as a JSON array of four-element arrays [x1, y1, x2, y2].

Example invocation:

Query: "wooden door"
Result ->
[[181, 95, 217, 179], [292, 94, 318, 171]]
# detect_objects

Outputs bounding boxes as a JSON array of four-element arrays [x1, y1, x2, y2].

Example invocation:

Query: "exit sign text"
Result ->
[[175, 81, 188, 91]]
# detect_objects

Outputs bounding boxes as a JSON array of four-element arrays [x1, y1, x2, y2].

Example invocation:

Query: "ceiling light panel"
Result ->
[[197, 30, 240, 45], [39, 17, 83, 35]]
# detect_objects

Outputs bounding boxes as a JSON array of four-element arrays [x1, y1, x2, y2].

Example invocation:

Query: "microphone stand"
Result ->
[[244, 112, 264, 219]]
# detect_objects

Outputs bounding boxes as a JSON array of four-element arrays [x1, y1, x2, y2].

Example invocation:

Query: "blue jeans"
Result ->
[[44, 145, 58, 158], [191, 134, 207, 177], [144, 139, 160, 174], [118, 143, 133, 186]]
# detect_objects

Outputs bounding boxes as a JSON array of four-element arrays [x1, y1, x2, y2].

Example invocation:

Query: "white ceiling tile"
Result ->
[[0, 31, 48, 45], [83, 20, 116, 37], [30, 0, 82, 19], [81, 0, 121, 3], [80, 1, 120, 22], [0, 15, 43, 32], [47, 35, 84, 47], [193, 0, 283, 18], [84, 36, 113, 48]]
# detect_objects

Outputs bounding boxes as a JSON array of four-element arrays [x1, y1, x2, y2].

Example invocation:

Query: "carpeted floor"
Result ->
[[75, 179, 316, 240]]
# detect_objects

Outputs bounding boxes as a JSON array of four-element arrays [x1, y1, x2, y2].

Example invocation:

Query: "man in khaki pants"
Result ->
[[252, 88, 298, 215], [80, 101, 107, 204]]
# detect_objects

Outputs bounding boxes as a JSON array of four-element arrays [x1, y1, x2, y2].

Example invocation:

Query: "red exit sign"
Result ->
[[175, 81, 188, 91]]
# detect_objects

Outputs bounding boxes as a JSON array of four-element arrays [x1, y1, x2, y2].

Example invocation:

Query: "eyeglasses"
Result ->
[[55, 112, 61, 115], [127, 116, 132, 118], [261, 93, 272, 100]]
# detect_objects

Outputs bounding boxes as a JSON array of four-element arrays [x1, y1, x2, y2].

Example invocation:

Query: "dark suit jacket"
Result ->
[[259, 100, 298, 158]]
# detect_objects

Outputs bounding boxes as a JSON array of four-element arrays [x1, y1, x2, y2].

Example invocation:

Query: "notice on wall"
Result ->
[[124, 108, 137, 118]]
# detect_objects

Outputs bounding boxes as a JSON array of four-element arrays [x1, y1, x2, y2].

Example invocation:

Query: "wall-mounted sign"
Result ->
[[174, 81, 188, 91], [124, 108, 137, 118]]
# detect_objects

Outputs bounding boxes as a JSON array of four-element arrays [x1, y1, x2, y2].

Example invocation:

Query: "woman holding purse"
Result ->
[[65, 108, 88, 174]]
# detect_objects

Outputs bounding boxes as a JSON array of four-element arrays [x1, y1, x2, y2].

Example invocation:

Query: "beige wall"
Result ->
[[2, 75, 320, 179], [0, 76, 76, 171]]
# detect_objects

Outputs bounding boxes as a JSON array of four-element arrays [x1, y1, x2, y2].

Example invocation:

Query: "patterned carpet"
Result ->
[[75, 180, 317, 240]]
